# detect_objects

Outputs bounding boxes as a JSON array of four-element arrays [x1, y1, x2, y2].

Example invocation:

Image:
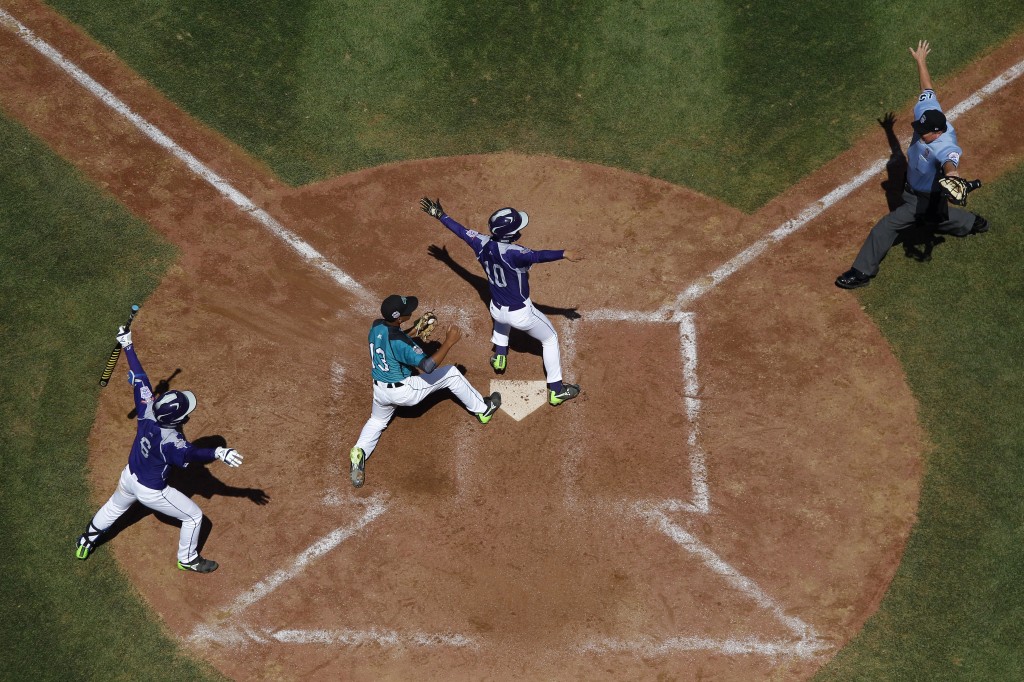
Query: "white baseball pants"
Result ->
[[90, 465, 205, 564], [489, 299, 562, 384], [355, 365, 488, 458]]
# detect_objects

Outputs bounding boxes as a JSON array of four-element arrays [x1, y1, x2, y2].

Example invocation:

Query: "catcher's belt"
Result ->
[[375, 380, 405, 388]]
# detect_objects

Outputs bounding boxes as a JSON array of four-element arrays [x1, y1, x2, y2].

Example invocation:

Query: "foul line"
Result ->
[[671, 55, 1024, 309], [0, 8, 371, 300]]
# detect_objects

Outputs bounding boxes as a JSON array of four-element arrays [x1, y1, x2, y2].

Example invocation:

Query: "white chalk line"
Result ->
[[678, 313, 710, 513], [188, 496, 388, 643], [0, 8, 371, 301], [558, 317, 589, 510], [637, 505, 823, 648], [581, 635, 829, 658], [321, 361, 347, 505], [191, 625, 479, 650]]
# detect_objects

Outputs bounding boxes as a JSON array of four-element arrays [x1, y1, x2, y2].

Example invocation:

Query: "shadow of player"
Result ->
[[92, 435, 269, 555], [877, 112, 946, 263], [427, 244, 581, 321], [426, 243, 580, 365]]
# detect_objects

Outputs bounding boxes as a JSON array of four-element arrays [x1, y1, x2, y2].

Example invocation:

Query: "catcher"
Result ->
[[347, 294, 500, 488], [836, 40, 987, 290]]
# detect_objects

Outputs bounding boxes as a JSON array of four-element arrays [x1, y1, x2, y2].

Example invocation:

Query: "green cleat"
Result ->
[[350, 447, 366, 488], [476, 392, 501, 424], [490, 353, 507, 374], [75, 538, 93, 560], [548, 384, 580, 406]]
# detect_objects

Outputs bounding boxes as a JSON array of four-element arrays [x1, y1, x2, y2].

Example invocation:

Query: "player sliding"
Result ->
[[75, 324, 245, 573], [420, 198, 583, 407]]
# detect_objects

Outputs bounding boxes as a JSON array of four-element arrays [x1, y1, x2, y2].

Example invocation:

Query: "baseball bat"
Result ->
[[98, 304, 140, 387]]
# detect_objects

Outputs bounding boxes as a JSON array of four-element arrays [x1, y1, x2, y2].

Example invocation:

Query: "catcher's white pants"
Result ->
[[355, 365, 488, 458], [90, 465, 204, 564], [489, 299, 562, 384]]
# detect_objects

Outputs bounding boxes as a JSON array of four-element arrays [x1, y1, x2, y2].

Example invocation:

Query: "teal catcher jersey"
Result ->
[[368, 320, 426, 382]]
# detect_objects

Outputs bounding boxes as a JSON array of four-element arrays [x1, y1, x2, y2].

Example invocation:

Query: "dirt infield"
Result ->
[[5, 1, 1024, 679]]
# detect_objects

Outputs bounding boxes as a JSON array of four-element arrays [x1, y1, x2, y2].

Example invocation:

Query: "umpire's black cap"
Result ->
[[381, 294, 418, 321], [912, 109, 947, 135]]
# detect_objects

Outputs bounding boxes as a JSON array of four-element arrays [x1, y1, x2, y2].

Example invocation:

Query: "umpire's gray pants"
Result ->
[[852, 189, 976, 276]]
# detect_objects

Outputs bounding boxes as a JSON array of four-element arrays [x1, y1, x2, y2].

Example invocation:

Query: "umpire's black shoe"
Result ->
[[970, 215, 989, 234], [835, 268, 871, 290]]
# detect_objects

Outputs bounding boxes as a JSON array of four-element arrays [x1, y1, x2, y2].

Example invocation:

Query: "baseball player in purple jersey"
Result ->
[[75, 326, 244, 573], [420, 198, 583, 406], [836, 40, 988, 289], [348, 294, 501, 488]]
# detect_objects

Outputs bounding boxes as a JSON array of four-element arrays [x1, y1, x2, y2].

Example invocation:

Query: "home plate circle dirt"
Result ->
[[86, 153, 923, 680]]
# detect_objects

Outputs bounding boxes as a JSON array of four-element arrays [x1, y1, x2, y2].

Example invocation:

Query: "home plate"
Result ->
[[490, 380, 548, 421]]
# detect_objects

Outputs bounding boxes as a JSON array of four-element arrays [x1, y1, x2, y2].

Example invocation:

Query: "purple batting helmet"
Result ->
[[487, 207, 529, 241], [154, 389, 197, 426]]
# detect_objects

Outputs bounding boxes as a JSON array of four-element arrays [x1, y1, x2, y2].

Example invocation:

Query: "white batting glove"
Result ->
[[116, 325, 133, 349], [215, 447, 243, 468]]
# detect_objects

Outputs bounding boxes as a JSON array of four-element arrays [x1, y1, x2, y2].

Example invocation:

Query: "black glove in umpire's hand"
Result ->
[[420, 197, 444, 219], [938, 176, 981, 206]]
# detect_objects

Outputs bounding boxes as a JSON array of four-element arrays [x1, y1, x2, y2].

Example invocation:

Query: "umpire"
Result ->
[[836, 40, 988, 290]]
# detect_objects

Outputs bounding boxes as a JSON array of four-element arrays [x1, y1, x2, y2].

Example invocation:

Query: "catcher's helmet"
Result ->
[[154, 390, 197, 426], [488, 207, 529, 241]]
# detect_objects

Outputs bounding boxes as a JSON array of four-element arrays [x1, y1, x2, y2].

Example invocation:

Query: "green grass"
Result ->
[[0, 114, 219, 681], [46, 1, 1024, 211], [817, 168, 1024, 679]]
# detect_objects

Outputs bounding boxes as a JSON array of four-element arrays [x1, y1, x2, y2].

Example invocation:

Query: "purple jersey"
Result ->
[[440, 215, 564, 309], [124, 347, 216, 489]]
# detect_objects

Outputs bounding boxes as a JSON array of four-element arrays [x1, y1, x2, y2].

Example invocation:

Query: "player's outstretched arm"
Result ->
[[910, 39, 933, 91]]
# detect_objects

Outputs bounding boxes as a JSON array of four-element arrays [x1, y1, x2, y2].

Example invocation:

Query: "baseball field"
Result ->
[[2, 1, 1024, 680]]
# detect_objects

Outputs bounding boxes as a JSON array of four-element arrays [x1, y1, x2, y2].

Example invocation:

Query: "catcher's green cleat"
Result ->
[[350, 447, 365, 488], [490, 353, 507, 373], [548, 384, 580, 406], [476, 392, 501, 424]]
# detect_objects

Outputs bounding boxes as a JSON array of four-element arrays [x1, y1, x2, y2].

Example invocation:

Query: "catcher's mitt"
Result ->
[[408, 311, 438, 341], [938, 176, 981, 206]]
